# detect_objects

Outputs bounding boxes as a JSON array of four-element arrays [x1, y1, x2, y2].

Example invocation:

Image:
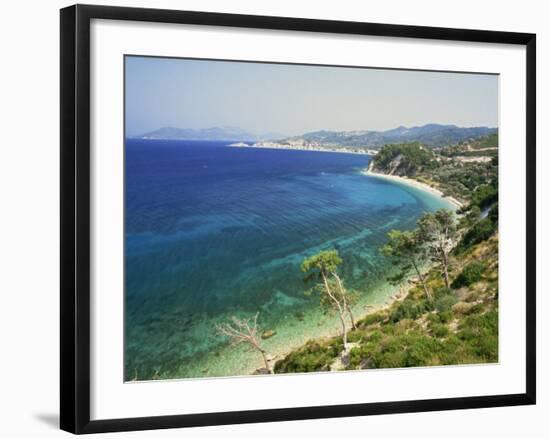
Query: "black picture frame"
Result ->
[[60, 4, 536, 434]]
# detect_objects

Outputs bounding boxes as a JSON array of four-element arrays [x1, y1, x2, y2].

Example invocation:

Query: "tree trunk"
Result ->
[[441, 249, 450, 289], [322, 272, 347, 347], [332, 272, 357, 330], [339, 312, 348, 347], [440, 231, 450, 289], [345, 303, 356, 330], [411, 259, 431, 301], [259, 348, 272, 373]]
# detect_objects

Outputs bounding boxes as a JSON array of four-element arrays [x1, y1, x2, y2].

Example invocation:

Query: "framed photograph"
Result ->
[[60, 4, 536, 434]]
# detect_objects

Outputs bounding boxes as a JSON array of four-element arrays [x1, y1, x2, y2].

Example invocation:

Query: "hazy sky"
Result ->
[[125, 56, 498, 137]]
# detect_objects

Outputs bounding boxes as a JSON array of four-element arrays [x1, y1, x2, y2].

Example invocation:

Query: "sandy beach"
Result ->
[[362, 168, 464, 209]]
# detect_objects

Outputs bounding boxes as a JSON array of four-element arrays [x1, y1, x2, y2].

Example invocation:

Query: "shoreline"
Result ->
[[261, 281, 408, 372], [255, 166, 464, 374], [186, 156, 463, 378], [253, 168, 466, 374], [147, 152, 463, 380], [362, 167, 464, 209], [230, 143, 463, 209], [228, 143, 377, 156], [179, 279, 409, 379], [173, 165, 460, 379], [251, 271, 418, 377]]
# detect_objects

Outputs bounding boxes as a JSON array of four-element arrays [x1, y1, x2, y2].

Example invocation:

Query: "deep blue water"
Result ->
[[124, 139, 450, 379]]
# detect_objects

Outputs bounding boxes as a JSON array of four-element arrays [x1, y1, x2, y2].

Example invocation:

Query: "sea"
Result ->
[[124, 139, 453, 380]]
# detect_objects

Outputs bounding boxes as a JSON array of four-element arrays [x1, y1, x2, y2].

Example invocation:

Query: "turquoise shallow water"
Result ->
[[124, 139, 452, 380]]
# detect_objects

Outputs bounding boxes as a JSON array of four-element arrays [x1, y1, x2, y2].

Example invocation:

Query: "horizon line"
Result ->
[[130, 122, 499, 138]]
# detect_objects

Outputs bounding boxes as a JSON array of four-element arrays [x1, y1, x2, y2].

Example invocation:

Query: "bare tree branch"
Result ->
[[216, 312, 272, 373]]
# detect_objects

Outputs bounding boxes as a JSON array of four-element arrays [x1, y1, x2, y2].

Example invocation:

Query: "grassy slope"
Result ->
[[274, 234, 498, 373]]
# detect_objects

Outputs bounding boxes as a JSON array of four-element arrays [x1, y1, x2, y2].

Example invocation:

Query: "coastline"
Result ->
[[362, 167, 464, 209], [228, 142, 378, 156], [146, 149, 465, 380], [230, 142, 462, 209], [182, 155, 464, 378], [251, 166, 466, 375], [177, 279, 408, 379], [258, 169, 470, 375]]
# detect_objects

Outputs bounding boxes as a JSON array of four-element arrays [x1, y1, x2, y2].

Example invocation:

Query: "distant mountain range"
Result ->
[[278, 124, 497, 148], [135, 124, 497, 148], [135, 126, 283, 142]]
